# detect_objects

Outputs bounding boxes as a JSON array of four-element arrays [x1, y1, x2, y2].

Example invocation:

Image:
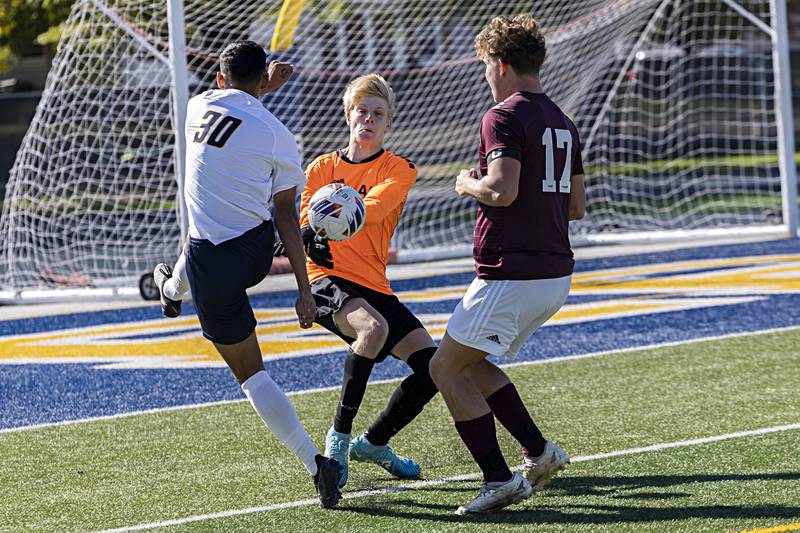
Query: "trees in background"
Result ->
[[0, 0, 74, 72]]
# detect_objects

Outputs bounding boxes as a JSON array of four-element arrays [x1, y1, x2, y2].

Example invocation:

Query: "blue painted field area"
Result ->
[[1, 238, 799, 431]]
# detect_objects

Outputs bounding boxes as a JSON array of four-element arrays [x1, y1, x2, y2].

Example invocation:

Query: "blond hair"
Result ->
[[475, 14, 546, 74], [342, 73, 395, 122]]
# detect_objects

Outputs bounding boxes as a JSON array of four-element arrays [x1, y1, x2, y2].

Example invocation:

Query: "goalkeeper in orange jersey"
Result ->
[[298, 74, 438, 487]]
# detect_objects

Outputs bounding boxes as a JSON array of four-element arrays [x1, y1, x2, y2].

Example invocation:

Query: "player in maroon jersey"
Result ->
[[429, 14, 586, 515]]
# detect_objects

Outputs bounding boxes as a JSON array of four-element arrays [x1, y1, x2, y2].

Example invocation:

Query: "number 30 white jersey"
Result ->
[[184, 88, 305, 245]]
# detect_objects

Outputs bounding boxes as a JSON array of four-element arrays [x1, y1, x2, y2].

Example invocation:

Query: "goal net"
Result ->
[[0, 0, 793, 295]]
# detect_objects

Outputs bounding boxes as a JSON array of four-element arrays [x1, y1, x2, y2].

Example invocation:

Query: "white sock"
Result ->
[[241, 370, 320, 476], [163, 253, 190, 301]]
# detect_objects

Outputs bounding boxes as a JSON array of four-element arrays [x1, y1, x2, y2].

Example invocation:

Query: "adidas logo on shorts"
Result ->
[[486, 334, 501, 344]]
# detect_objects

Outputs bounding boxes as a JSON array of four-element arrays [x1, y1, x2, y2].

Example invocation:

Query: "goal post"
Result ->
[[768, 0, 798, 237], [0, 0, 796, 299], [167, 0, 191, 243]]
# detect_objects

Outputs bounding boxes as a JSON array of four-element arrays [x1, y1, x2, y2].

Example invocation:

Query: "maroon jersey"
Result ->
[[475, 91, 584, 280]]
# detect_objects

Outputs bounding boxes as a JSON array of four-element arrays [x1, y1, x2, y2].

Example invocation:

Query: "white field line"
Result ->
[[93, 421, 800, 533], [3, 324, 799, 436]]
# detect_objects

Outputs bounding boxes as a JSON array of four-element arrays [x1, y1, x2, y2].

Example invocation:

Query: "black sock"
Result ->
[[333, 348, 375, 434], [365, 347, 438, 446], [454, 412, 512, 483]]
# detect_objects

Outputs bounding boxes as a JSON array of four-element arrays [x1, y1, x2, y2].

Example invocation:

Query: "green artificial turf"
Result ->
[[1, 329, 798, 532]]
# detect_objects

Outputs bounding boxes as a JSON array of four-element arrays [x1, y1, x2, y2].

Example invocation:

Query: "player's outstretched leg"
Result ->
[[325, 339, 383, 487], [350, 346, 437, 480], [316, 290, 396, 487], [431, 335, 535, 514], [483, 373, 570, 492], [451, 411, 533, 514], [153, 263, 182, 318], [241, 368, 342, 508]]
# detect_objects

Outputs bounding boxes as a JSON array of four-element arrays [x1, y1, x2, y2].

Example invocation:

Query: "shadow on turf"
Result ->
[[341, 473, 800, 525], [555, 472, 800, 498]]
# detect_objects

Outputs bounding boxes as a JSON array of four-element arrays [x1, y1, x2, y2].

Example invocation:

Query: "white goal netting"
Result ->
[[0, 0, 790, 294]]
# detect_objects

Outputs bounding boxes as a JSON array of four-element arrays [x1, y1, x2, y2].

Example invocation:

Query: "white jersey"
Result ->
[[184, 89, 305, 244]]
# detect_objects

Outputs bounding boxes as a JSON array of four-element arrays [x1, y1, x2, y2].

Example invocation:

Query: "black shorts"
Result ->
[[187, 221, 274, 345], [311, 275, 424, 362]]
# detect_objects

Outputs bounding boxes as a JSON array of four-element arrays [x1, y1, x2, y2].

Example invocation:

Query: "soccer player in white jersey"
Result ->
[[429, 15, 586, 515], [153, 59, 294, 318], [155, 40, 340, 508]]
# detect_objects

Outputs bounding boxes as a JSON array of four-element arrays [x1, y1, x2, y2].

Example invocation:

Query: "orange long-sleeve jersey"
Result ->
[[300, 149, 417, 295]]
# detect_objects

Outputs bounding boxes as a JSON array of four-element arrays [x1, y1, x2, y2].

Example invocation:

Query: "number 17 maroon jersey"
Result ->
[[475, 90, 584, 281]]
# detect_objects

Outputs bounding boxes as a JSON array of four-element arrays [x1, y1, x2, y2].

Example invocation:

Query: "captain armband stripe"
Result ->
[[486, 148, 522, 164]]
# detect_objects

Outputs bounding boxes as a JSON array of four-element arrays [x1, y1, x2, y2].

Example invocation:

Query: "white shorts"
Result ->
[[446, 275, 571, 359]]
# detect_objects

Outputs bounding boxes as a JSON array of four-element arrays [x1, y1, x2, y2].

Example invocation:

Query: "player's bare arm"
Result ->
[[570, 173, 586, 220], [454, 157, 520, 207], [273, 186, 316, 328]]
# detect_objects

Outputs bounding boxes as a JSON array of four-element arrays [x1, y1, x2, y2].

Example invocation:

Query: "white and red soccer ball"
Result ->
[[307, 183, 366, 241]]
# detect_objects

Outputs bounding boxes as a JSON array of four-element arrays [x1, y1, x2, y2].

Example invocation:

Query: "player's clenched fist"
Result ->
[[295, 290, 316, 328], [266, 61, 294, 93], [455, 168, 479, 197]]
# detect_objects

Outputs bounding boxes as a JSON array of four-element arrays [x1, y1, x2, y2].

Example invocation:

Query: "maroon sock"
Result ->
[[454, 412, 512, 483], [486, 383, 547, 457]]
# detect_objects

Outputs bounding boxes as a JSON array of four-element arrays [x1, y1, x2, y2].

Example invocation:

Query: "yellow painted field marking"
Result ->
[[572, 256, 800, 294], [735, 522, 800, 533], [0, 254, 794, 367]]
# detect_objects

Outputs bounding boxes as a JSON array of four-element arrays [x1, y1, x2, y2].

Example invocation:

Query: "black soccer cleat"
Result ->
[[153, 263, 182, 318], [313, 454, 342, 509]]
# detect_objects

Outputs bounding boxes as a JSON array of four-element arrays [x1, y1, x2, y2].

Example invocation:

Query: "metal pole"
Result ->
[[167, 0, 191, 244], [770, 0, 798, 237]]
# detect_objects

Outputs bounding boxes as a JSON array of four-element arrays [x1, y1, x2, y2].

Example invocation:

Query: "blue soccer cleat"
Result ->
[[324, 426, 351, 488], [349, 434, 421, 480]]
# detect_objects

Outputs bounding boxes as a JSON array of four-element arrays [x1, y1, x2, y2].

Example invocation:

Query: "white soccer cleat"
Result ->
[[455, 472, 532, 515], [523, 441, 570, 492]]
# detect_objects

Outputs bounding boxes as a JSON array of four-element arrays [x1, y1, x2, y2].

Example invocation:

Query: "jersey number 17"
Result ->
[[541, 127, 572, 194]]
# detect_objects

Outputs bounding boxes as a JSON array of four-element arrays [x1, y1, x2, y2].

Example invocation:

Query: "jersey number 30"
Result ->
[[541, 127, 572, 194], [193, 111, 243, 148]]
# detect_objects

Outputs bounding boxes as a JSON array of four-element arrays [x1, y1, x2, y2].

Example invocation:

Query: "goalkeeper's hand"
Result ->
[[302, 226, 334, 268]]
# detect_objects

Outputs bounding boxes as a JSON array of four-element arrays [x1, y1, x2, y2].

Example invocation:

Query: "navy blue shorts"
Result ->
[[187, 221, 274, 345]]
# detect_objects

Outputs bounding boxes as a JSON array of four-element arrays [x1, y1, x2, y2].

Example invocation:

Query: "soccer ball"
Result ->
[[307, 183, 366, 241]]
